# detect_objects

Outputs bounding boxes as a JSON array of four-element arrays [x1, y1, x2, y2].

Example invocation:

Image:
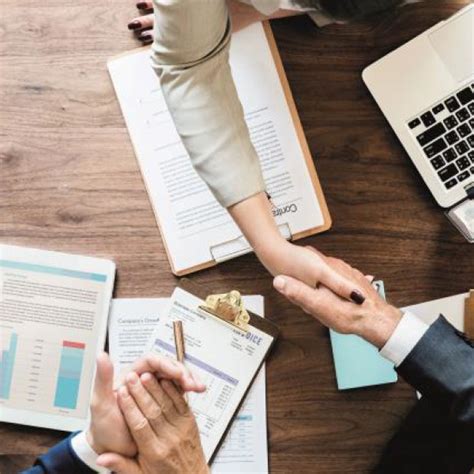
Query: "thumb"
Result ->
[[273, 275, 324, 315], [94, 352, 114, 400], [318, 263, 366, 305], [96, 453, 141, 474]]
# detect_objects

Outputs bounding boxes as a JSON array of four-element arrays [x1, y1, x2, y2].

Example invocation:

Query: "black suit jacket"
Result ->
[[375, 316, 474, 473]]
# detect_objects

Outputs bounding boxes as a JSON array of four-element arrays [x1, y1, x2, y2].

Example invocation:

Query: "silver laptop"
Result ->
[[363, 4, 474, 208]]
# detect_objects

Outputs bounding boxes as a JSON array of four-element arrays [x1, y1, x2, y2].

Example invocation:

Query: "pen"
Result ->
[[173, 320, 188, 401]]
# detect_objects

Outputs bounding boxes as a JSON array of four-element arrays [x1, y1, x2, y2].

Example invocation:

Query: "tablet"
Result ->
[[0, 244, 115, 432]]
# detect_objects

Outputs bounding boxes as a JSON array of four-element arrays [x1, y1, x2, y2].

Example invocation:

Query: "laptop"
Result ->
[[363, 4, 474, 209]]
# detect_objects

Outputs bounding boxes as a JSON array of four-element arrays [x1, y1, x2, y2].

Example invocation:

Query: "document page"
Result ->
[[109, 296, 269, 472], [0, 244, 115, 431], [108, 22, 325, 274]]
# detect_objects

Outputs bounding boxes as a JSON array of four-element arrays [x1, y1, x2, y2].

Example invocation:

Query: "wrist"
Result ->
[[358, 304, 403, 349], [85, 428, 105, 455]]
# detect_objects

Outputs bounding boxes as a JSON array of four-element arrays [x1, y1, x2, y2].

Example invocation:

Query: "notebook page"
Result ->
[[108, 22, 324, 274], [108, 296, 269, 473]]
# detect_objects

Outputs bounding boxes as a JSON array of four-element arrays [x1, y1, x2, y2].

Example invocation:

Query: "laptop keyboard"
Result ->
[[407, 83, 474, 191]]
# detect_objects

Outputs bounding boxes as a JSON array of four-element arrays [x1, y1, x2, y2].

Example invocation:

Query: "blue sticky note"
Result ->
[[329, 281, 397, 390]]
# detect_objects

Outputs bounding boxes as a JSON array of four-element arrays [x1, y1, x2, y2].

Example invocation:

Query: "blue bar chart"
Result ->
[[54, 341, 85, 409], [0, 333, 18, 400]]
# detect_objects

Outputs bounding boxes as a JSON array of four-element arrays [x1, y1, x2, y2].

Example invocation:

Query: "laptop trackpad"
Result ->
[[428, 8, 474, 83]]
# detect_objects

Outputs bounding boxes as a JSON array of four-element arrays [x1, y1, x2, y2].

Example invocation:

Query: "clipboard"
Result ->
[[108, 21, 331, 276], [149, 279, 279, 463]]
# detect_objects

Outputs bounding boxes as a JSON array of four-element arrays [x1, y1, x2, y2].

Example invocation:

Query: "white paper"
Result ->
[[0, 244, 115, 432], [108, 22, 324, 273], [402, 292, 467, 330], [108, 296, 269, 473]]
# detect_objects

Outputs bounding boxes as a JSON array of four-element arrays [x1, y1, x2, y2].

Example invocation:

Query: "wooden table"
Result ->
[[1, 1, 472, 472]]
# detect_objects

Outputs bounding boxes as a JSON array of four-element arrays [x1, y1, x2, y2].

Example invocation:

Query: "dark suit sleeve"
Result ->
[[375, 316, 474, 474], [397, 315, 474, 425], [21, 433, 96, 474]]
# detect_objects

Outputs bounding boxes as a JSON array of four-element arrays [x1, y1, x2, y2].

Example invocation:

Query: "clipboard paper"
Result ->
[[146, 279, 278, 463]]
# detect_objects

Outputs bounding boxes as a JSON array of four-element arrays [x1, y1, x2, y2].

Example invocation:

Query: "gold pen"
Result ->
[[173, 320, 188, 401]]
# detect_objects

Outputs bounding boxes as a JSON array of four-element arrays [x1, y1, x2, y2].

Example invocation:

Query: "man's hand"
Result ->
[[86, 353, 206, 456], [96, 372, 209, 474], [86, 352, 137, 456], [273, 254, 403, 348]]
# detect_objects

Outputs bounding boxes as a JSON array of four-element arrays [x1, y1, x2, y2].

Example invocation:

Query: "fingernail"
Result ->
[[126, 372, 139, 385], [139, 34, 153, 42], [350, 290, 365, 305], [136, 2, 148, 8], [128, 20, 141, 30], [273, 276, 286, 292]]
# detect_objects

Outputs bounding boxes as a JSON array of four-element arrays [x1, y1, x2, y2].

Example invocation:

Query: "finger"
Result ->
[[140, 372, 179, 423], [118, 385, 156, 452], [136, 1, 153, 9], [274, 275, 323, 314], [93, 352, 114, 400], [138, 30, 154, 44], [127, 13, 154, 31], [96, 453, 141, 474], [131, 354, 206, 393], [160, 379, 189, 416], [365, 274, 375, 282], [126, 372, 167, 435], [305, 246, 326, 259], [318, 263, 366, 305]]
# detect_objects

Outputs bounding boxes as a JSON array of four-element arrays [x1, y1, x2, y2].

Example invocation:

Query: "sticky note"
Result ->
[[329, 281, 398, 390]]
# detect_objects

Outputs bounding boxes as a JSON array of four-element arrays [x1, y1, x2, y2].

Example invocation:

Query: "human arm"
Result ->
[[127, 0, 302, 45], [273, 255, 474, 420], [24, 353, 205, 473]]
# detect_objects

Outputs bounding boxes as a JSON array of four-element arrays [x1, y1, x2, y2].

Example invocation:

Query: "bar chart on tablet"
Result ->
[[0, 332, 18, 400], [0, 333, 90, 417]]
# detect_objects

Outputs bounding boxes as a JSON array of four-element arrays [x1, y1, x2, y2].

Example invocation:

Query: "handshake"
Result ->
[[82, 250, 402, 474]]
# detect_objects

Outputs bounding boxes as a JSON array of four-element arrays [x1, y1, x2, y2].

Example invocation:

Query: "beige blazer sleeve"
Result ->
[[150, 0, 266, 208]]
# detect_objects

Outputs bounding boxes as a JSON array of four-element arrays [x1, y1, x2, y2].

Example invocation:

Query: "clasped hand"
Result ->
[[87, 354, 209, 474]]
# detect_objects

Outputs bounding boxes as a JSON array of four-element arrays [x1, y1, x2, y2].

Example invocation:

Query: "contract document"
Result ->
[[109, 295, 270, 473], [108, 21, 331, 275]]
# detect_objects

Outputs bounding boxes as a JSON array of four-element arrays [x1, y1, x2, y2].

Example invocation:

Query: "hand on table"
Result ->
[[273, 252, 403, 348], [126, 0, 302, 45], [86, 353, 205, 457], [96, 372, 209, 474]]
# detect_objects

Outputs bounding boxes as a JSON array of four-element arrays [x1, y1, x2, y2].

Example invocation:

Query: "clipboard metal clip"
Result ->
[[199, 290, 250, 332]]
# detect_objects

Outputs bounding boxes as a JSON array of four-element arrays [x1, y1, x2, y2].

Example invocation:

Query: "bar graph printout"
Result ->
[[0, 244, 115, 431]]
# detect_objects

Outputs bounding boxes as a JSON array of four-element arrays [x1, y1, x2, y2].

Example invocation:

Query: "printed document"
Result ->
[[108, 22, 326, 274], [109, 296, 269, 473], [0, 244, 115, 431]]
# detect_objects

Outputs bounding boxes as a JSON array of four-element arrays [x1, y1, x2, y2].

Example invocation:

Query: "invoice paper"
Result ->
[[109, 296, 269, 473], [0, 244, 115, 431], [108, 22, 326, 274]]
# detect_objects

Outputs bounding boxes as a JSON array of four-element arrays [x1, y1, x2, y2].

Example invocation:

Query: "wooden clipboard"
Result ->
[[177, 279, 279, 463], [108, 21, 331, 276]]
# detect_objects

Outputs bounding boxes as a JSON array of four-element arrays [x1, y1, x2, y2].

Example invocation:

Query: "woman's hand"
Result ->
[[126, 0, 302, 45], [273, 255, 403, 348], [96, 372, 209, 474]]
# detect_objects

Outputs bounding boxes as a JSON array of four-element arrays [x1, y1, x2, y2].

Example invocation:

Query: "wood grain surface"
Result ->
[[1, 1, 472, 472]]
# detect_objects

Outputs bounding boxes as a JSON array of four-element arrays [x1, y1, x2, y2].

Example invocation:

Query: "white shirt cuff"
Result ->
[[380, 311, 431, 367], [70, 431, 110, 474]]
